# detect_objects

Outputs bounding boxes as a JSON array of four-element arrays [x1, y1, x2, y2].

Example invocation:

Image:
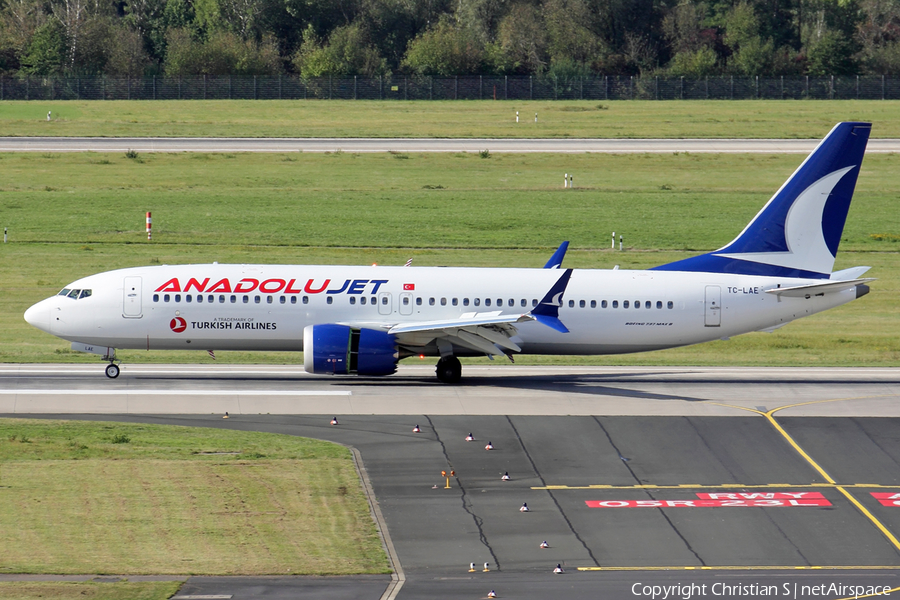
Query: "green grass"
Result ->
[[0, 419, 389, 576], [0, 582, 182, 600], [1, 151, 897, 366], [4, 99, 900, 138]]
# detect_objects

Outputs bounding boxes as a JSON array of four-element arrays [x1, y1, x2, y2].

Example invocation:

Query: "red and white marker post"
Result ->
[[146, 212, 152, 240]]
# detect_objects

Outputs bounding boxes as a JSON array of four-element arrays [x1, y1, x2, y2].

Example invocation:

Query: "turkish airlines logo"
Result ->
[[170, 317, 187, 333]]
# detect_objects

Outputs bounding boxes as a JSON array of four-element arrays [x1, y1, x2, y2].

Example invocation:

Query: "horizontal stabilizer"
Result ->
[[830, 266, 872, 281], [765, 278, 875, 298]]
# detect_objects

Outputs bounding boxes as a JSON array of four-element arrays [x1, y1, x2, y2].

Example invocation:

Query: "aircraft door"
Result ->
[[378, 292, 392, 315], [704, 285, 721, 327], [399, 292, 413, 315], [123, 276, 142, 318]]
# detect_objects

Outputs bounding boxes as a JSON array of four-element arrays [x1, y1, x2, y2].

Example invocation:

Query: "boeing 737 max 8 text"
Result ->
[[24, 122, 874, 382]]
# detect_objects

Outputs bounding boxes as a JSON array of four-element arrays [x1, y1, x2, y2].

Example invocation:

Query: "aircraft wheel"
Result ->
[[435, 356, 462, 384], [105, 363, 120, 379]]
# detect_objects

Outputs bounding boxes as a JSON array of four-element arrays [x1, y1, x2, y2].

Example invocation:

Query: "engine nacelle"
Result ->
[[303, 324, 398, 376]]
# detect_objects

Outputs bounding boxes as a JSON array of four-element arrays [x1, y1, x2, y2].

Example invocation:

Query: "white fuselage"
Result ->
[[24, 264, 856, 357]]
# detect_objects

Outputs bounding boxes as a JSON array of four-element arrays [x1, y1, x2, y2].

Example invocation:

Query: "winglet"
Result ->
[[530, 269, 572, 333], [543, 241, 569, 269]]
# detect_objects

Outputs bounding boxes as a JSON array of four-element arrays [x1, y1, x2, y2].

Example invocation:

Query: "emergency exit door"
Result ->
[[123, 276, 142, 318]]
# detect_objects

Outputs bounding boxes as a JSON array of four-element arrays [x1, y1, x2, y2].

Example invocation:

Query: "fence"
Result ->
[[3, 75, 900, 100]]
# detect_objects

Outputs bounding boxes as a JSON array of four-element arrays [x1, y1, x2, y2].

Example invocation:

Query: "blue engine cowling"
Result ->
[[303, 324, 398, 376]]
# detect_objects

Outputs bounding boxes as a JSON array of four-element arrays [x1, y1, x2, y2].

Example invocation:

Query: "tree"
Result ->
[[807, 28, 856, 73], [668, 46, 719, 77], [163, 27, 281, 75], [105, 24, 151, 76], [544, 0, 603, 67], [19, 20, 66, 75], [292, 22, 387, 76], [495, 3, 547, 73], [401, 18, 484, 76]]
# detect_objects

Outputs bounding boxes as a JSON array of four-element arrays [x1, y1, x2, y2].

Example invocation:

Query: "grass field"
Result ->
[[1, 150, 897, 366], [0, 419, 389, 576], [3, 100, 900, 138], [0, 582, 182, 600]]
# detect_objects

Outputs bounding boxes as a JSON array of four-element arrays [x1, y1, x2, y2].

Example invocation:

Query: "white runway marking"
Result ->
[[0, 389, 350, 396]]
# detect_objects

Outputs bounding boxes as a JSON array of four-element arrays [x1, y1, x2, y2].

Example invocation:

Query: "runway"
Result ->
[[2, 136, 900, 153], [4, 365, 900, 599]]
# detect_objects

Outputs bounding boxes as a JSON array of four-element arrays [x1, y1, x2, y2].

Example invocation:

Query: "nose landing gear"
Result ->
[[435, 356, 462, 384]]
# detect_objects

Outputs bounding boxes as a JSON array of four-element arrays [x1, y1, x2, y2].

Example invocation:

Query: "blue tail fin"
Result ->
[[653, 122, 871, 279]]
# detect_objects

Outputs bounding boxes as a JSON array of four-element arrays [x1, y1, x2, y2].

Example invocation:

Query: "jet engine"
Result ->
[[303, 324, 398, 376]]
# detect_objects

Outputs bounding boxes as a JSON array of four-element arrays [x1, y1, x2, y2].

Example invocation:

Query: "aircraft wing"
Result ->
[[352, 268, 574, 357]]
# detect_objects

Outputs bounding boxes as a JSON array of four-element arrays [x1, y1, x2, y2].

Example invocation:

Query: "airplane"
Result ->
[[24, 122, 874, 383]]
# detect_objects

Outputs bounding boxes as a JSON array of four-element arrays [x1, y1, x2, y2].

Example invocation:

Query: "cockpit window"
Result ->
[[79, 289, 92, 299], [58, 288, 71, 296], [67, 289, 81, 298]]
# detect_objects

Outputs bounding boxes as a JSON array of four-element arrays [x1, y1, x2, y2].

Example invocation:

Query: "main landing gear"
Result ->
[[105, 362, 120, 379], [435, 356, 462, 384]]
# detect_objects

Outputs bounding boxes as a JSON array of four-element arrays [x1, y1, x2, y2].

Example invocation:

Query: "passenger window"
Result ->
[[303, 296, 309, 304], [243, 295, 249, 303], [254, 296, 260, 304], [208, 295, 214, 303], [197, 295, 203, 303], [568, 300, 574, 308], [218, 295, 225, 303], [613, 300, 619, 308], [601, 300, 607, 308], [496, 299, 502, 307], [452, 298, 458, 306], [474, 298, 480, 306], [635, 300, 640, 309], [591, 300, 596, 308], [532, 299, 538, 307], [267, 296, 273, 304], [327, 297, 333, 304], [230, 295, 236, 303], [429, 298, 435, 306], [153, 294, 159, 302], [291, 296, 297, 304], [350, 297, 356, 305], [186, 295, 192, 303], [280, 296, 286, 304], [579, 300, 585, 308], [667, 301, 674, 309], [361, 297, 367, 305], [485, 299, 492, 307], [164, 294, 170, 302], [416, 297, 421, 306], [381, 296, 388, 305], [646, 301, 651, 309], [521, 299, 526, 307], [508, 299, 514, 307], [441, 298, 447, 306], [402, 297, 409, 305], [80, 290, 92, 299], [463, 298, 469, 306], [175, 294, 182, 302], [623, 301, 630, 308]]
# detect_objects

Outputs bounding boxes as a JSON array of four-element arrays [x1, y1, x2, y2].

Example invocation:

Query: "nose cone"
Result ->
[[24, 299, 52, 333]]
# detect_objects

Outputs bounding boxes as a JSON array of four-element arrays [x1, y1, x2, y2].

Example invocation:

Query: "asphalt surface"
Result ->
[[4, 366, 900, 599], [2, 137, 900, 153]]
